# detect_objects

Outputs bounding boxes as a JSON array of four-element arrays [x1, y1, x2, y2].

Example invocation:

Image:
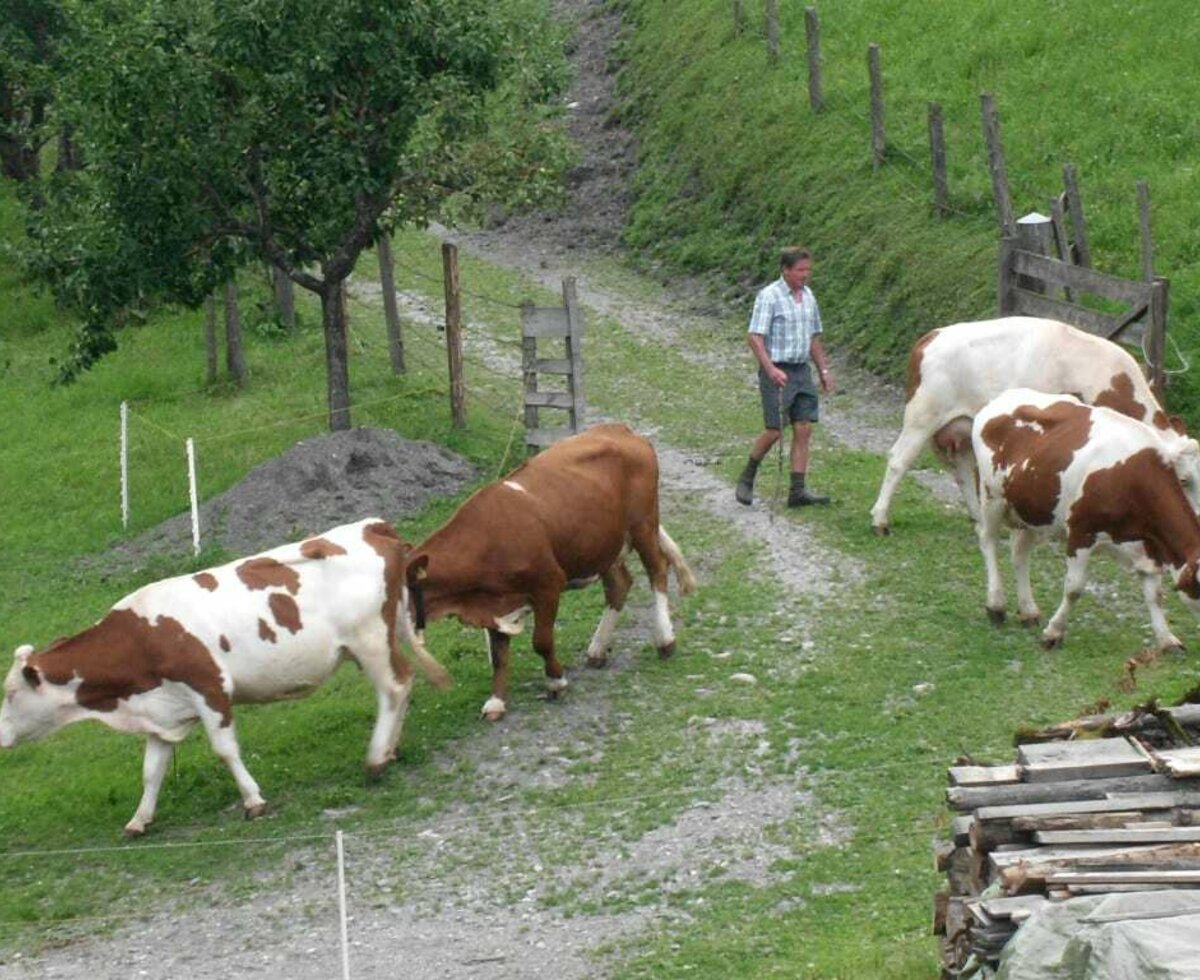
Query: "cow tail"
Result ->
[[399, 585, 452, 690], [658, 527, 697, 596]]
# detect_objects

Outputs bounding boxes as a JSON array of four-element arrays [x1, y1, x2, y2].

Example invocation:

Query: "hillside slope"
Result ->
[[617, 0, 1200, 418]]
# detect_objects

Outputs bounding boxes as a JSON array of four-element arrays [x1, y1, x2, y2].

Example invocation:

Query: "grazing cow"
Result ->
[[0, 519, 450, 835], [402, 423, 696, 721], [972, 388, 1200, 651], [870, 316, 1200, 534]]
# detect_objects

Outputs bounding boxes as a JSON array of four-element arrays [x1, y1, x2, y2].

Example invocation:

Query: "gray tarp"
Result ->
[[997, 890, 1200, 979]]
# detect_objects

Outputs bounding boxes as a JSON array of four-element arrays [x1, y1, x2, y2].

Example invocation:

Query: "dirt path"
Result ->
[[0, 5, 957, 978]]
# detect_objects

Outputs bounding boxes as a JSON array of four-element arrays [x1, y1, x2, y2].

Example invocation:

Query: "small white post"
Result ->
[[336, 830, 351, 980], [120, 401, 129, 529], [186, 437, 200, 556]]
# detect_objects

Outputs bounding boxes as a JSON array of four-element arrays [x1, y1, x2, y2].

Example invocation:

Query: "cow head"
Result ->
[[0, 645, 66, 748], [1164, 434, 1200, 512], [1176, 560, 1200, 615]]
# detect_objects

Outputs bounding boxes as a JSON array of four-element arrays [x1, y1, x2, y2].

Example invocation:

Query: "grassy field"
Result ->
[[4, 170, 1200, 977], [619, 0, 1200, 419]]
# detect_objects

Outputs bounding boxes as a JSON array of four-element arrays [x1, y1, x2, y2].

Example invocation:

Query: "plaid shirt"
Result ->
[[747, 278, 822, 363]]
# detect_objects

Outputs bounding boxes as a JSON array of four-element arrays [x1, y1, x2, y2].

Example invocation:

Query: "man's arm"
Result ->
[[748, 333, 787, 387], [810, 337, 836, 394]]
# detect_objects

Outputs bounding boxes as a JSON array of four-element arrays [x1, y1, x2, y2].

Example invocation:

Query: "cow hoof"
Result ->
[[586, 653, 608, 669], [365, 761, 390, 782], [244, 802, 269, 821], [1162, 640, 1186, 655], [1039, 634, 1064, 651], [872, 524, 890, 537], [1019, 613, 1043, 627], [123, 822, 147, 838], [986, 607, 1006, 625], [481, 696, 507, 722], [658, 641, 676, 660]]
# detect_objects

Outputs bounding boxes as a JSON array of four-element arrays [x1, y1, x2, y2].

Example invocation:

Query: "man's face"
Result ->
[[782, 258, 812, 291]]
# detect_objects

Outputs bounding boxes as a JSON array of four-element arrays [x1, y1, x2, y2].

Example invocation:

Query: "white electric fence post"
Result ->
[[120, 401, 129, 529], [186, 437, 200, 557], [336, 830, 352, 980]]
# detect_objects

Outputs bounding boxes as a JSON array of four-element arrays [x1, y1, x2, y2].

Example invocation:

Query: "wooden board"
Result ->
[[1017, 737, 1151, 783]]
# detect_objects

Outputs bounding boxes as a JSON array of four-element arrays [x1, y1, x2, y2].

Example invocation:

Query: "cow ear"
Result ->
[[406, 554, 429, 586], [1179, 562, 1200, 599], [21, 665, 41, 689], [1170, 415, 1190, 436]]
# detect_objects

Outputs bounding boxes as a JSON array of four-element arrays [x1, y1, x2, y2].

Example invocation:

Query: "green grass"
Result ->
[[619, 0, 1200, 419], [5, 96, 1200, 978]]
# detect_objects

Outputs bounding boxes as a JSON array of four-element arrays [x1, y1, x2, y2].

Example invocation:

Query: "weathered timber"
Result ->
[[979, 894, 1048, 922], [1048, 869, 1200, 886], [1036, 827, 1200, 845], [1017, 737, 1152, 783], [947, 773, 1185, 812], [949, 764, 1020, 787], [1155, 747, 1200, 778]]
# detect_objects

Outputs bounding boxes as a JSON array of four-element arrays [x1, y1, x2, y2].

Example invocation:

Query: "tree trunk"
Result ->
[[224, 278, 246, 385], [376, 233, 405, 373], [322, 280, 352, 431], [204, 293, 219, 384], [56, 124, 83, 172], [272, 265, 295, 330]]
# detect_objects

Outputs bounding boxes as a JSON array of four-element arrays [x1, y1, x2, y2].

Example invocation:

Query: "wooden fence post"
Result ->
[[1016, 212, 1053, 295], [204, 293, 219, 384], [1048, 194, 1074, 301], [997, 237, 1017, 315], [1137, 180, 1154, 282], [563, 277, 585, 431], [521, 301, 539, 441], [441, 242, 466, 429], [765, 0, 780, 64], [1149, 277, 1168, 401], [377, 233, 406, 373], [928, 101, 948, 217], [805, 7, 823, 111], [732, 0, 747, 34], [1062, 163, 1091, 268], [868, 44, 885, 169], [980, 93, 1015, 238], [224, 278, 246, 386]]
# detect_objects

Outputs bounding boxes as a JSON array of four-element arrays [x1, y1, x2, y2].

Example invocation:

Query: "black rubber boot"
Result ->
[[735, 456, 760, 505], [787, 472, 830, 507]]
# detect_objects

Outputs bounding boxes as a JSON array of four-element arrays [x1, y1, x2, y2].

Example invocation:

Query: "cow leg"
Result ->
[[198, 709, 267, 819], [952, 449, 981, 523], [1011, 528, 1043, 624], [354, 634, 415, 777], [587, 561, 634, 668], [975, 499, 1007, 624], [483, 628, 512, 721], [870, 426, 930, 534], [531, 592, 570, 698], [1042, 550, 1093, 649], [124, 734, 177, 837], [1139, 569, 1184, 652], [629, 523, 677, 658]]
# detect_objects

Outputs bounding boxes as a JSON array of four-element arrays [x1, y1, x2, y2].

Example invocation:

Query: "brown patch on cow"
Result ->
[[300, 537, 348, 560], [1151, 410, 1190, 436], [193, 572, 219, 591], [268, 593, 302, 634], [258, 618, 277, 644], [1178, 561, 1200, 601], [219, 635, 231, 652], [1066, 447, 1200, 567], [905, 329, 940, 402], [1093, 372, 1148, 422], [34, 609, 231, 725], [236, 557, 300, 595], [981, 400, 1093, 526], [363, 522, 410, 674]]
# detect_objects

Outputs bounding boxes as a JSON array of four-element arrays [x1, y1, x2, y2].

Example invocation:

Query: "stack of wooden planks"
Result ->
[[934, 701, 1200, 976]]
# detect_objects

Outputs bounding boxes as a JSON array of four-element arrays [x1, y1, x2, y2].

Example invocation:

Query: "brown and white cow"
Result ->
[[402, 423, 696, 721], [0, 518, 450, 835], [870, 316, 1200, 534], [972, 388, 1200, 651]]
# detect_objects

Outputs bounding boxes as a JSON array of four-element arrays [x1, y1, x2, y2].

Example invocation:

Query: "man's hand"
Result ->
[[819, 366, 836, 394], [769, 365, 788, 387]]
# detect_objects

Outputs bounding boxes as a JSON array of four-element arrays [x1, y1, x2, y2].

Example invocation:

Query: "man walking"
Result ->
[[735, 246, 836, 507]]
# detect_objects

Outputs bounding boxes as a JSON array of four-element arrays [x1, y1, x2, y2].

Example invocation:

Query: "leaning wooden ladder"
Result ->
[[520, 277, 585, 451]]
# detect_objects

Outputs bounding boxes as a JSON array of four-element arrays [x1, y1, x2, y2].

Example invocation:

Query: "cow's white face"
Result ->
[[0, 645, 63, 748]]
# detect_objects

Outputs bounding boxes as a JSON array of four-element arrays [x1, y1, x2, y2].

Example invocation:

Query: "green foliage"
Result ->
[[619, 0, 1200, 420], [20, 0, 572, 386]]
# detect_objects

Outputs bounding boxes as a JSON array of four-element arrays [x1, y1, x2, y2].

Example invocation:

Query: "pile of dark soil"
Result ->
[[107, 427, 476, 565]]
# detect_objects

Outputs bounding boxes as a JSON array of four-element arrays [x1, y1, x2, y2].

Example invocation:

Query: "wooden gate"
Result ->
[[520, 277, 585, 450], [998, 220, 1169, 398]]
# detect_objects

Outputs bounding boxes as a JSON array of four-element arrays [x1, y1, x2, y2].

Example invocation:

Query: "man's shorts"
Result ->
[[759, 361, 820, 428]]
